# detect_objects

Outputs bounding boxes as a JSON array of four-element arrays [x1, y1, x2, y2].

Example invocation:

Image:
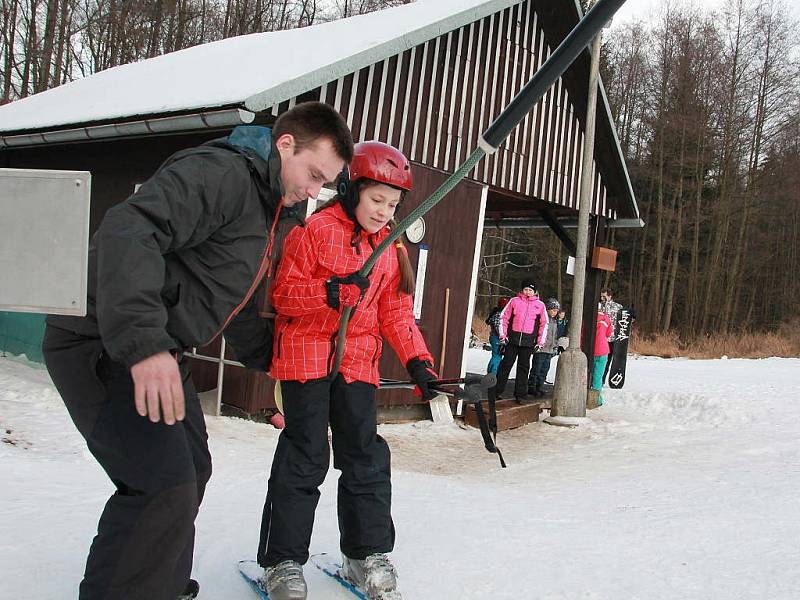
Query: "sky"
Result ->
[[612, 0, 800, 24]]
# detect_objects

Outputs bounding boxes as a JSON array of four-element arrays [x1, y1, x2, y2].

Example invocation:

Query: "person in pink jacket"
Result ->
[[592, 310, 613, 406], [492, 281, 549, 402]]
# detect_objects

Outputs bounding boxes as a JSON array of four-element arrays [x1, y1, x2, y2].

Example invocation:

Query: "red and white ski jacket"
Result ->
[[270, 202, 433, 385]]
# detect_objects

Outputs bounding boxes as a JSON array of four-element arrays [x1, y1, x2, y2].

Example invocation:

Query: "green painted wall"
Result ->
[[0, 312, 46, 363]]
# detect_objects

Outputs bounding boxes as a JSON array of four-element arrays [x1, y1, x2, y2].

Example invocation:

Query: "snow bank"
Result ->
[[2, 353, 800, 599]]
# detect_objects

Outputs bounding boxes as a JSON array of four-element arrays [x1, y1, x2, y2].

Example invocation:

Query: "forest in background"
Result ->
[[2, 0, 799, 347], [0, 0, 410, 103], [479, 0, 800, 348]]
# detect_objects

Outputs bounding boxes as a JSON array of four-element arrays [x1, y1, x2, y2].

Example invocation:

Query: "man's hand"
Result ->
[[130, 352, 185, 425]]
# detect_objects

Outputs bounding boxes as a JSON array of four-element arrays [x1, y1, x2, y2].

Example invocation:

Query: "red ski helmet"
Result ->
[[346, 141, 413, 192]]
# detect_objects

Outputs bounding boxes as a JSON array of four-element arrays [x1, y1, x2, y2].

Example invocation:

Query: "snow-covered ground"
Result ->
[[2, 351, 800, 599]]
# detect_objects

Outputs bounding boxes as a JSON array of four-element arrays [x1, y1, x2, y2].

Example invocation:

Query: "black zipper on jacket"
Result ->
[[517, 302, 530, 345], [351, 227, 362, 255], [275, 318, 291, 359], [362, 273, 385, 312], [327, 332, 338, 372], [371, 334, 381, 371]]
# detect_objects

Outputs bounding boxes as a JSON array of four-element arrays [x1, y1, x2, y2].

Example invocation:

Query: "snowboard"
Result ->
[[607, 308, 633, 389]]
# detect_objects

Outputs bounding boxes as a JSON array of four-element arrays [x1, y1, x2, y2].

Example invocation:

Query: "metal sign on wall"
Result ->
[[0, 168, 91, 316], [413, 244, 428, 321]]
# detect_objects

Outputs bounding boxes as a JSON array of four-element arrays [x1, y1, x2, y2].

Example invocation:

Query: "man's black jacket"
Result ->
[[48, 126, 285, 371]]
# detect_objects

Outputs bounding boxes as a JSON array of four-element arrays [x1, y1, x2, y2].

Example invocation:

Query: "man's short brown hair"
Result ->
[[273, 101, 354, 162]]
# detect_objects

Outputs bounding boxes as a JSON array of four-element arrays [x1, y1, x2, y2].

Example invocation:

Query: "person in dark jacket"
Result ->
[[527, 298, 560, 396], [485, 297, 510, 374], [600, 287, 623, 384], [555, 308, 569, 353], [41, 101, 353, 600], [555, 308, 569, 339]]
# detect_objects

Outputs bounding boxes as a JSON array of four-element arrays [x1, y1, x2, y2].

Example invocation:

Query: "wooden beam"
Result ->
[[538, 207, 577, 256]]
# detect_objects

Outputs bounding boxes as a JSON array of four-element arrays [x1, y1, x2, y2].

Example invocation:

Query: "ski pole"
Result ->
[[378, 373, 496, 400], [330, 0, 628, 376], [378, 373, 492, 390]]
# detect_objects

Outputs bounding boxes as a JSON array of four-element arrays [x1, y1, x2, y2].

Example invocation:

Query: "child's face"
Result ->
[[547, 308, 558, 318], [355, 183, 401, 234]]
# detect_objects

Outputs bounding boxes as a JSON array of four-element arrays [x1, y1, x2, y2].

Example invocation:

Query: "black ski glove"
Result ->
[[325, 272, 370, 309], [406, 357, 438, 401]]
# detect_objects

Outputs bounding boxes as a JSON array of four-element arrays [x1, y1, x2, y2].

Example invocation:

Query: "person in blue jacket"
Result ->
[[485, 297, 509, 374]]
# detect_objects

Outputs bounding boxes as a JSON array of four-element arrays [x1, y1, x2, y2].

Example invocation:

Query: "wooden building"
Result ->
[[0, 0, 640, 419]]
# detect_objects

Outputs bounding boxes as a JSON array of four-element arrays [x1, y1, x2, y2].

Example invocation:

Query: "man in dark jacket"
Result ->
[[41, 101, 353, 600]]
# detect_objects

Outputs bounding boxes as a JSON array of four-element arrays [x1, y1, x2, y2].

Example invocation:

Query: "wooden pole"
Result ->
[[429, 288, 454, 424], [440, 288, 450, 373], [551, 17, 604, 421]]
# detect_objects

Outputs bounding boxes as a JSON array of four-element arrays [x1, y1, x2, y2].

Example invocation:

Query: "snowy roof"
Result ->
[[0, 0, 522, 135]]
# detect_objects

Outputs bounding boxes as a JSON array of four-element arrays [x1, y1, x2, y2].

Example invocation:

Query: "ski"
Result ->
[[310, 553, 368, 599], [238, 560, 270, 599], [310, 553, 401, 600]]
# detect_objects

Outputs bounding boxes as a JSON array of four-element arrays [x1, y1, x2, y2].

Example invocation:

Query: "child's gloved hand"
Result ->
[[325, 272, 370, 309], [406, 357, 438, 401]]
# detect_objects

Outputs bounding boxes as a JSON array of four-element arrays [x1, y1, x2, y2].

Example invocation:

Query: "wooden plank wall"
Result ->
[[376, 166, 486, 408], [198, 164, 486, 413], [270, 0, 614, 219]]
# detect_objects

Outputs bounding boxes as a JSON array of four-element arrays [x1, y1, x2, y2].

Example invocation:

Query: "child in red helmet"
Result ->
[[256, 141, 436, 600]]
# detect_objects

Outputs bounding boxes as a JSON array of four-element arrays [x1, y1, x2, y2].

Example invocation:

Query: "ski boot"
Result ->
[[341, 553, 402, 599], [177, 579, 199, 599], [260, 560, 307, 600]]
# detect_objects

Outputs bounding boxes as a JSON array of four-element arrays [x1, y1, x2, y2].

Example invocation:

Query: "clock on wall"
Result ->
[[405, 217, 426, 244]]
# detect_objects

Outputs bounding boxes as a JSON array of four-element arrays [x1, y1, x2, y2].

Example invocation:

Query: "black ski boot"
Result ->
[[177, 579, 199, 599]]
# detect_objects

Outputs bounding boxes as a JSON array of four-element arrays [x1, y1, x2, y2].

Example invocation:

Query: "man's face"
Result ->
[[276, 134, 345, 206], [600, 291, 611, 303]]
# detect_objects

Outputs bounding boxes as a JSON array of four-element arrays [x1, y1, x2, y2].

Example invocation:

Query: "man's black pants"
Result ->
[[258, 375, 394, 567], [495, 343, 534, 399], [42, 325, 211, 600]]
